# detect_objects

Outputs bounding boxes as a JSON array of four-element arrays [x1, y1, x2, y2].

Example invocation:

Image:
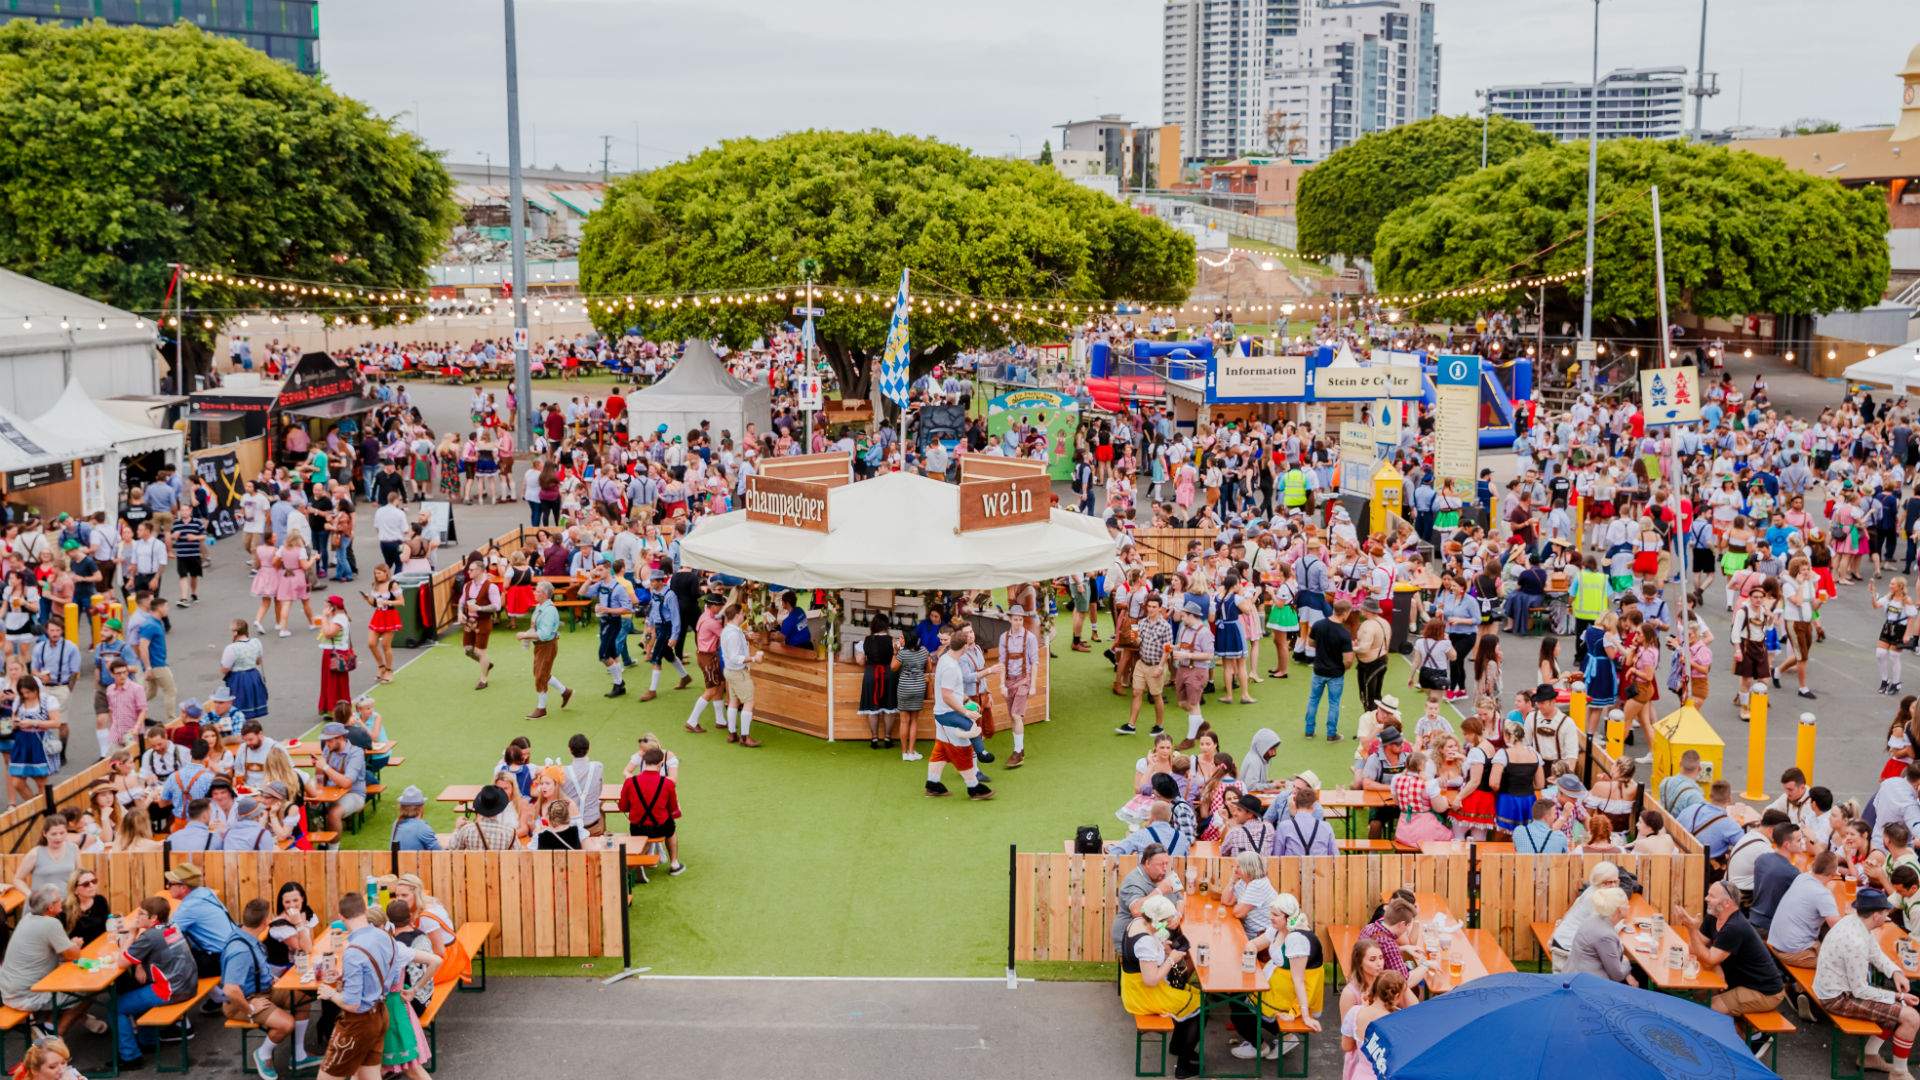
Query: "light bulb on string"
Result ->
[[96, 317, 106, 331]]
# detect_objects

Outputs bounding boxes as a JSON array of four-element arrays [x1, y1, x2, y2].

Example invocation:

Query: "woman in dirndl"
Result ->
[[1488, 722, 1544, 836], [373, 906, 436, 1079], [315, 595, 355, 718], [857, 612, 899, 748], [500, 551, 537, 620], [365, 564, 405, 684], [1455, 715, 1499, 839], [5, 674, 56, 802], [221, 619, 270, 722]]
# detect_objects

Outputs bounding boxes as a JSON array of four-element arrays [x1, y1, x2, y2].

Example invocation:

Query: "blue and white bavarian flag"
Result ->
[[876, 269, 911, 406]]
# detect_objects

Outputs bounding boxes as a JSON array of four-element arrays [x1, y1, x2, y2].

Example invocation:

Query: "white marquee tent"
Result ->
[[625, 339, 770, 441], [679, 470, 1114, 590], [32, 378, 184, 513], [1842, 339, 1920, 392], [0, 269, 161, 415]]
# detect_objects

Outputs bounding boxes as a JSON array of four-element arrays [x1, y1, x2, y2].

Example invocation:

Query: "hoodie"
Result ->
[[1240, 728, 1282, 790]]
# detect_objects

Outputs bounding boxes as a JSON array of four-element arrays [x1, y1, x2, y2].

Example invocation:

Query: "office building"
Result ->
[[1051, 116, 1181, 191], [1482, 67, 1687, 142], [1162, 0, 1435, 164], [1259, 0, 1439, 160], [2, 0, 320, 73]]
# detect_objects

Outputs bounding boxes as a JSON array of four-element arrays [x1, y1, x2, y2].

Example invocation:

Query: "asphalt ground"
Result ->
[[51, 363, 1873, 1077]]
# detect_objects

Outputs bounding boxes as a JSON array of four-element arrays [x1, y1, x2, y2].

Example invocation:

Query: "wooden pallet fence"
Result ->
[[1589, 743, 1704, 858], [0, 758, 116, 855], [0, 850, 622, 959], [1130, 528, 1218, 578], [1012, 850, 1700, 966], [424, 525, 539, 632], [1478, 852, 1705, 964]]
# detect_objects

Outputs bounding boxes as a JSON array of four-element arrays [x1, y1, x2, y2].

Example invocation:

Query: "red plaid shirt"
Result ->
[[1361, 919, 1410, 977]]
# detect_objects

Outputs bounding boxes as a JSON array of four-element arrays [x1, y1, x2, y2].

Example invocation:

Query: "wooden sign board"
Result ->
[[744, 474, 831, 533], [958, 474, 1051, 532], [760, 452, 853, 489], [958, 452, 1048, 483]]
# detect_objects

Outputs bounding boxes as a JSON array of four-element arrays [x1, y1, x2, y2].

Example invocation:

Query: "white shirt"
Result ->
[[373, 504, 409, 543]]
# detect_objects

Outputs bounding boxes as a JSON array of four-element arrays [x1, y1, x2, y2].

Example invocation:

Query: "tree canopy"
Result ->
[[1371, 138, 1890, 327], [1295, 115, 1551, 260], [578, 130, 1195, 395], [0, 20, 457, 383]]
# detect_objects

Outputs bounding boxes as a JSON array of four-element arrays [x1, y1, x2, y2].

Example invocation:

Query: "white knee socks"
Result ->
[[688, 698, 709, 727], [738, 707, 753, 737], [1186, 713, 1205, 739]]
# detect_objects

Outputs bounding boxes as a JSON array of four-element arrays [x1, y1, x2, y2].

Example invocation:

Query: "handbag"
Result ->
[[328, 648, 358, 674]]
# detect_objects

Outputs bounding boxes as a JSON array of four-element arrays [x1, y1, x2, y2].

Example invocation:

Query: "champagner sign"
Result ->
[[1639, 365, 1701, 426], [743, 473, 831, 532]]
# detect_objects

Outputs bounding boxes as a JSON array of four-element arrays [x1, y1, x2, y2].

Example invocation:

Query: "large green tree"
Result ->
[[1296, 115, 1551, 260], [1371, 138, 1890, 327], [578, 130, 1195, 396], [0, 20, 457, 386]]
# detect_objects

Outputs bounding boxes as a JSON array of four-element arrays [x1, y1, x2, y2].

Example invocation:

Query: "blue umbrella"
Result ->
[[1360, 972, 1776, 1079]]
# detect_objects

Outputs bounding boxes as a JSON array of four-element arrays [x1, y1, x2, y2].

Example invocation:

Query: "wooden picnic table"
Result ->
[[1187, 840, 1219, 861], [34, 900, 176, 1078], [273, 927, 343, 993], [1619, 894, 1726, 993], [1875, 923, 1920, 979], [1248, 788, 1388, 843], [1181, 894, 1263, 994], [304, 784, 352, 805], [285, 740, 395, 759], [1418, 840, 1515, 856], [436, 782, 621, 812]]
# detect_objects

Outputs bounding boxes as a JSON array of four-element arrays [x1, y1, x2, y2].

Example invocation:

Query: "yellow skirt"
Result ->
[[1260, 965, 1327, 1020], [1121, 971, 1202, 1021]]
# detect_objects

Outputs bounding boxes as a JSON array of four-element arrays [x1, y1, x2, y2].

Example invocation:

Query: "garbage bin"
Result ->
[[394, 572, 435, 649]]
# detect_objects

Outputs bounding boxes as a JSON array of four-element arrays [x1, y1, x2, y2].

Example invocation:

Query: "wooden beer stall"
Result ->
[[679, 453, 1114, 741]]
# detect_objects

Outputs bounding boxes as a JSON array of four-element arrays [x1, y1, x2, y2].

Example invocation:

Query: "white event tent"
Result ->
[[1842, 339, 1920, 392], [625, 339, 770, 441], [679, 470, 1114, 590], [33, 378, 185, 512]]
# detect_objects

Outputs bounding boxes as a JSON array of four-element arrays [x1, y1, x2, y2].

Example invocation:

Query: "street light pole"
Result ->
[[1474, 89, 1487, 168], [503, 0, 533, 447], [1580, 0, 1601, 385]]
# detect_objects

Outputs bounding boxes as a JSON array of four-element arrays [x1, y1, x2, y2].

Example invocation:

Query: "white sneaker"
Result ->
[[1229, 1041, 1259, 1060], [278, 628, 292, 638], [1634, 754, 1652, 765], [902, 751, 923, 761], [1260, 1040, 1280, 1060]]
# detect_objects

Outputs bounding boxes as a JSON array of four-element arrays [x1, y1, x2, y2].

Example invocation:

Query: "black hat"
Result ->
[[1151, 773, 1180, 800], [702, 593, 726, 606], [1236, 793, 1265, 816], [1532, 684, 1559, 704], [473, 785, 510, 818]]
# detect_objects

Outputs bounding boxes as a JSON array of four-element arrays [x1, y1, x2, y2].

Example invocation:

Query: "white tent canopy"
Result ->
[[679, 470, 1115, 590], [0, 398, 110, 477], [1843, 339, 1920, 392], [34, 378, 183, 459], [625, 339, 771, 441]]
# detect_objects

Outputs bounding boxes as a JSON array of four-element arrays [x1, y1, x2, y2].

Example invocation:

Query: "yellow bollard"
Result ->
[[1605, 708, 1627, 763], [1796, 712, 1818, 786], [1569, 681, 1589, 741], [61, 601, 78, 644], [1744, 681, 1769, 801]]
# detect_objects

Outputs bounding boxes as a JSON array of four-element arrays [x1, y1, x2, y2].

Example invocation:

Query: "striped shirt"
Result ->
[[169, 517, 206, 559]]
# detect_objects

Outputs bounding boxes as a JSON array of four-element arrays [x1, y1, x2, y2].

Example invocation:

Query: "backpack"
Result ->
[[1073, 825, 1102, 854]]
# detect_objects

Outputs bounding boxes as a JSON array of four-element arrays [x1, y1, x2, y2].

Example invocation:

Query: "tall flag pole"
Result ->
[[877, 269, 912, 407]]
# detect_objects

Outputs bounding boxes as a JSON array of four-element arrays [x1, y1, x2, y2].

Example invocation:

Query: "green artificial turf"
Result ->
[[344, 626, 1406, 976]]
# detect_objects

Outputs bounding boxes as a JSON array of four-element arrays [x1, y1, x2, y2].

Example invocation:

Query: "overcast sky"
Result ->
[[320, 0, 1915, 172]]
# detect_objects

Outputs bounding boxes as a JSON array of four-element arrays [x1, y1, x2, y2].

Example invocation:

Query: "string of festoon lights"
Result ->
[[8, 262, 1596, 333]]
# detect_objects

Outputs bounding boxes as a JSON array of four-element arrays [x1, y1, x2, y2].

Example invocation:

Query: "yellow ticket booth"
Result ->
[[1370, 461, 1404, 536], [1649, 703, 1725, 794]]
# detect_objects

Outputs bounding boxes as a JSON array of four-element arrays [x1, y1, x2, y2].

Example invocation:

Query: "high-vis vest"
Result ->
[[1571, 570, 1608, 621], [1283, 469, 1307, 507]]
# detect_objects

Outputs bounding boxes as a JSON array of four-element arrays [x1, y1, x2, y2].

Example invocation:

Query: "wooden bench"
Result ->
[[1335, 839, 1415, 853], [1738, 1010, 1795, 1071], [1268, 1013, 1314, 1079], [1529, 921, 1556, 972], [551, 598, 592, 629], [364, 782, 387, 814], [0, 1006, 31, 1072], [626, 849, 662, 889], [419, 977, 459, 1075], [137, 976, 220, 1073], [1133, 1013, 1174, 1077], [306, 830, 340, 850], [455, 921, 493, 993], [1788, 965, 1882, 1079]]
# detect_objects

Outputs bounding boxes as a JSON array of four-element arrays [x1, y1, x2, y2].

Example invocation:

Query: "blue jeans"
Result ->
[[1304, 672, 1344, 737], [332, 535, 357, 580], [117, 983, 164, 1059], [361, 464, 379, 501]]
